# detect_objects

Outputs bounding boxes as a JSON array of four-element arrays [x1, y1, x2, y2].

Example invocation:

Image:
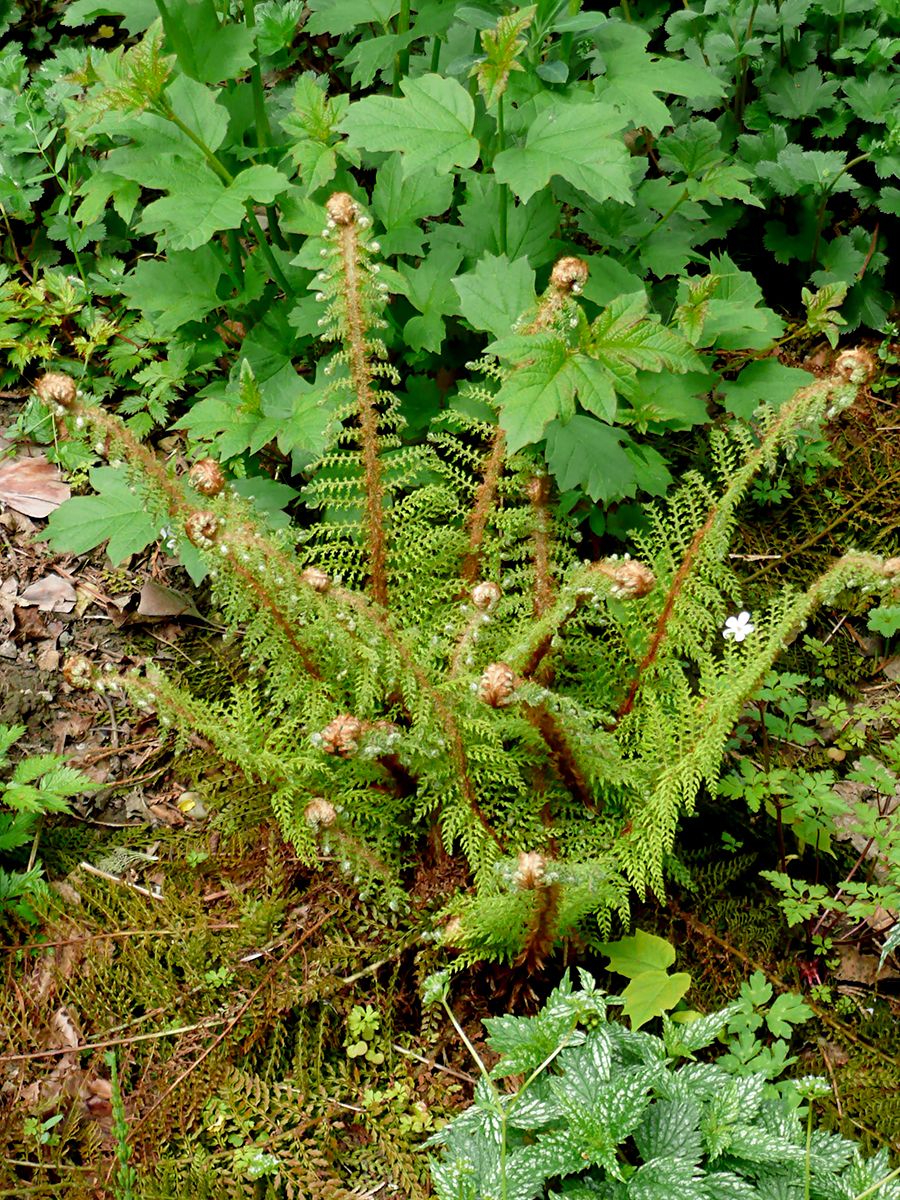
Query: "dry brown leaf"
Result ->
[[18, 573, 77, 612], [35, 646, 60, 672], [0, 455, 70, 517], [137, 580, 202, 620]]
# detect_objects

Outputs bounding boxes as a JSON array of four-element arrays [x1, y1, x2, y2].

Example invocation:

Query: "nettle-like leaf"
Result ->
[[545, 416, 636, 504], [339, 74, 479, 176], [453, 253, 536, 341], [119, 246, 226, 333], [282, 75, 353, 197], [720, 361, 816, 421], [765, 66, 840, 119], [591, 20, 726, 135], [470, 5, 536, 107], [371, 156, 453, 257], [304, 0, 399, 36], [755, 147, 862, 197], [138, 163, 291, 250], [493, 94, 632, 206]]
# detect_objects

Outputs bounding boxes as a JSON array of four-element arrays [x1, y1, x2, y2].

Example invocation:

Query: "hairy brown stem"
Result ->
[[335, 587, 506, 853], [516, 882, 561, 972], [460, 256, 588, 587], [330, 198, 388, 607], [461, 428, 506, 586], [523, 702, 596, 811], [616, 507, 717, 721], [528, 474, 554, 618]]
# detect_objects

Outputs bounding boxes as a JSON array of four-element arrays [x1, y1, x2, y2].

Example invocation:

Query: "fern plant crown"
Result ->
[[45, 192, 900, 964]]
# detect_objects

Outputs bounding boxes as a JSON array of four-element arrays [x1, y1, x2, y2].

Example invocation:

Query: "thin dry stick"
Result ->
[[2, 924, 238, 953], [78, 862, 162, 899], [0, 1017, 230, 1065], [391, 1043, 477, 1085]]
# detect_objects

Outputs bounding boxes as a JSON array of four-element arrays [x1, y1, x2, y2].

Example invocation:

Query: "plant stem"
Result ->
[[810, 153, 869, 265], [497, 92, 508, 255], [393, 0, 411, 95], [156, 103, 293, 295], [854, 1167, 900, 1200], [804, 1098, 814, 1200], [241, 0, 286, 249]]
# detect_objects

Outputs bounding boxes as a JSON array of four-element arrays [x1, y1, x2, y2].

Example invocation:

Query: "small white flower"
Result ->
[[723, 611, 755, 642]]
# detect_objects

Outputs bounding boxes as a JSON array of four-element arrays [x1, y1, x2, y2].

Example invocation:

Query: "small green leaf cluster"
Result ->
[[0, 722, 96, 923], [428, 969, 897, 1200], [718, 668, 900, 951], [597, 929, 691, 1030]]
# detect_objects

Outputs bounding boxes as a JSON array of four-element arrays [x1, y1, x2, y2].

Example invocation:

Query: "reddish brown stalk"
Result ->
[[225, 549, 325, 684], [616, 507, 717, 721], [461, 428, 507, 585], [460, 256, 589, 587], [516, 882, 561, 972], [523, 703, 596, 811], [335, 587, 506, 852], [328, 194, 388, 607], [528, 474, 554, 618]]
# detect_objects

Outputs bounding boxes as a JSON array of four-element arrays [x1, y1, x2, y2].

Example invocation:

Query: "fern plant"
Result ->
[[41, 192, 900, 964]]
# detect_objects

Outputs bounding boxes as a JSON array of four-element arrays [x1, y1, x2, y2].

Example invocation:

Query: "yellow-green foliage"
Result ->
[[44, 194, 900, 965]]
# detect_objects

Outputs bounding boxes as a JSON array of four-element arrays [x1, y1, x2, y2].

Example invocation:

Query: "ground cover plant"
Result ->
[[0, 1, 899, 1196]]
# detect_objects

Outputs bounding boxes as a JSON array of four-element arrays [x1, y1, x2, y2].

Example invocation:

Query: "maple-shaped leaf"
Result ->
[[589, 293, 703, 386], [544, 416, 637, 504], [470, 6, 536, 107], [42, 466, 160, 564], [339, 74, 478, 177], [494, 95, 632, 205]]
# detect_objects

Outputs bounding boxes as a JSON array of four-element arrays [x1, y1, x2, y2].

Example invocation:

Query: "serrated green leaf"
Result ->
[[765, 992, 812, 1039], [868, 605, 900, 638], [340, 74, 478, 177], [590, 292, 703, 384], [43, 467, 160, 565], [592, 20, 725, 134], [371, 156, 453, 257], [766, 66, 840, 119], [119, 247, 225, 333], [544, 416, 636, 504], [139, 163, 291, 250], [397, 244, 464, 352], [494, 97, 632, 205], [305, 0, 399, 35], [452, 253, 536, 340], [282, 75, 350, 196], [756, 146, 861, 197]]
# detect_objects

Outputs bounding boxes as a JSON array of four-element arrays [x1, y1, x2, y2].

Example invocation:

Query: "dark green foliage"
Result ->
[[429, 969, 900, 1200]]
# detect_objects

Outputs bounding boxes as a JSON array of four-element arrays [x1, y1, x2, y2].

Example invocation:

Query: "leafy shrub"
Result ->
[[0, 722, 95, 922], [2, 0, 894, 540], [39, 191, 900, 963], [426, 968, 900, 1200]]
